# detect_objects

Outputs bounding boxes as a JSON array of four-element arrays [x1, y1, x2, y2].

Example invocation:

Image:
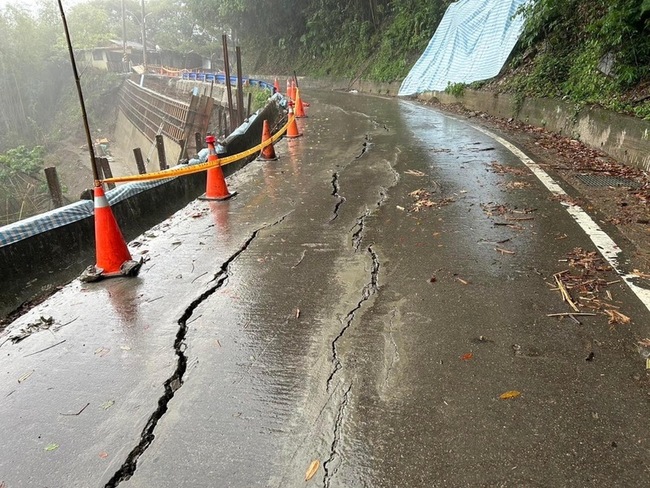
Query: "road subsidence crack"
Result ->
[[326, 246, 380, 392], [104, 212, 292, 487], [322, 384, 352, 488], [330, 172, 346, 222]]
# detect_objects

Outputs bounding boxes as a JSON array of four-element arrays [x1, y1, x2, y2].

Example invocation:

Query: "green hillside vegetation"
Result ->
[[197, 0, 650, 119], [1, 0, 648, 159]]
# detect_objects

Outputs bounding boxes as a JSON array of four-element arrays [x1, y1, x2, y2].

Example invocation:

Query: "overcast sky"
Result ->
[[0, 0, 84, 12]]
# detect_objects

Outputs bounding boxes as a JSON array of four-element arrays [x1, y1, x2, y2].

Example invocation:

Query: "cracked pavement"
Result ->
[[2, 91, 650, 487]]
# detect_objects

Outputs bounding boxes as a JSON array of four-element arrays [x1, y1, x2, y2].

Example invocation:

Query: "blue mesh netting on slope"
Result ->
[[398, 0, 529, 96]]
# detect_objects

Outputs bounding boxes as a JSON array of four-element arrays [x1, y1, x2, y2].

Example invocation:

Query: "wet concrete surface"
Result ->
[[1, 91, 650, 487]]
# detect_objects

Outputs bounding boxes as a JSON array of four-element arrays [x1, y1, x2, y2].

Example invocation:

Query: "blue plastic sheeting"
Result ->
[[398, 0, 529, 96]]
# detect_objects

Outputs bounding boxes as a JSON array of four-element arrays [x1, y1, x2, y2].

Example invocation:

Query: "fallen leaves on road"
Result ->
[[604, 309, 631, 325], [99, 451, 109, 459], [495, 247, 515, 255], [499, 390, 521, 400], [305, 460, 320, 481], [408, 189, 455, 212], [460, 353, 474, 361], [480, 203, 536, 225], [94, 347, 111, 357], [8, 315, 55, 343], [488, 161, 529, 176], [505, 181, 532, 190], [18, 370, 34, 383], [632, 269, 650, 280], [44, 443, 59, 452], [101, 400, 115, 410], [550, 248, 634, 325]]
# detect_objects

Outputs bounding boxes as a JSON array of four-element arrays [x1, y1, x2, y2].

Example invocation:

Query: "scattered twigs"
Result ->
[[546, 312, 597, 317], [23, 339, 66, 358], [554, 273, 580, 312], [292, 250, 307, 269], [60, 402, 90, 416]]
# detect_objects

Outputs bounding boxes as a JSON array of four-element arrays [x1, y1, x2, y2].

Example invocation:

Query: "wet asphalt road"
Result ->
[[1, 90, 650, 487]]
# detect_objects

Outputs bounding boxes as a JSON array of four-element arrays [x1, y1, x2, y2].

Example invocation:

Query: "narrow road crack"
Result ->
[[350, 183, 390, 252], [351, 209, 371, 252], [322, 384, 352, 488], [354, 135, 373, 159], [330, 172, 346, 222], [326, 246, 380, 392], [104, 212, 292, 487]]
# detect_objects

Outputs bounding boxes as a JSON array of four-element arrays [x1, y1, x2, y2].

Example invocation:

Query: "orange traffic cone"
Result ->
[[290, 80, 297, 101], [80, 185, 142, 282], [257, 120, 278, 161], [199, 135, 235, 201], [286, 79, 292, 99], [286, 102, 302, 139], [295, 88, 307, 118], [273, 77, 281, 95]]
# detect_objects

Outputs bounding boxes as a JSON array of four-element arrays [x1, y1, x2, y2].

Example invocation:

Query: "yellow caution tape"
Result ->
[[100, 116, 293, 185]]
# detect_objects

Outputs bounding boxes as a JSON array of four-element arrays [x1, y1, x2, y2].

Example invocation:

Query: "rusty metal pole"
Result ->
[[44, 167, 64, 208], [222, 34, 235, 133], [141, 0, 147, 71], [235, 46, 245, 126], [97, 157, 116, 189], [56, 0, 99, 185], [133, 148, 146, 174], [155, 134, 167, 169]]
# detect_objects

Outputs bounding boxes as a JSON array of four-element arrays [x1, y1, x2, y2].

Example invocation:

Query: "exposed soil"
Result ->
[[419, 98, 650, 276]]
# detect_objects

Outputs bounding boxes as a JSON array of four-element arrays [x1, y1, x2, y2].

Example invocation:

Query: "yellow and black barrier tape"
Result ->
[[99, 116, 293, 185]]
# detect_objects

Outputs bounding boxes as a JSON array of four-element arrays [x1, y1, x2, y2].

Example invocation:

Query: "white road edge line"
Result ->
[[470, 123, 650, 313]]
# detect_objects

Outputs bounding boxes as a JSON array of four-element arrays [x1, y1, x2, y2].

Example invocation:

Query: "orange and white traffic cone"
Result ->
[[286, 79, 292, 99], [290, 80, 297, 101], [257, 120, 278, 161], [273, 77, 281, 95], [295, 88, 307, 118], [286, 102, 302, 139], [80, 184, 142, 282], [199, 134, 235, 201]]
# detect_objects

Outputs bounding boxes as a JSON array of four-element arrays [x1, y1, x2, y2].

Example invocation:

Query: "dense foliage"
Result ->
[[186, 0, 451, 80], [1, 0, 649, 156], [504, 0, 650, 117]]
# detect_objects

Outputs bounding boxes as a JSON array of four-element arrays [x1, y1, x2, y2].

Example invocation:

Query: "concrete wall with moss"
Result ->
[[417, 90, 650, 172], [295, 76, 650, 172]]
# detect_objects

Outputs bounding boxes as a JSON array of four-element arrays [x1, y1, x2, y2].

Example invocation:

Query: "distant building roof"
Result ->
[[109, 39, 144, 50]]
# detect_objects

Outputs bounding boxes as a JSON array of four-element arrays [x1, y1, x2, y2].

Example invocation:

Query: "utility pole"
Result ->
[[121, 0, 127, 70], [140, 0, 147, 70]]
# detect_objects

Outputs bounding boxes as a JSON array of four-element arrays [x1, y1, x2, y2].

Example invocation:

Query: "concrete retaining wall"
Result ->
[[112, 109, 182, 174], [281, 75, 649, 172], [417, 90, 650, 172]]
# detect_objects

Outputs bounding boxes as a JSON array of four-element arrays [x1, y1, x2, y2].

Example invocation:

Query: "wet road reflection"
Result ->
[[1, 90, 649, 488]]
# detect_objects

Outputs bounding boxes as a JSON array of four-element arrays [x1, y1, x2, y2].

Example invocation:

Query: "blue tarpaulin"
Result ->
[[398, 0, 529, 96]]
